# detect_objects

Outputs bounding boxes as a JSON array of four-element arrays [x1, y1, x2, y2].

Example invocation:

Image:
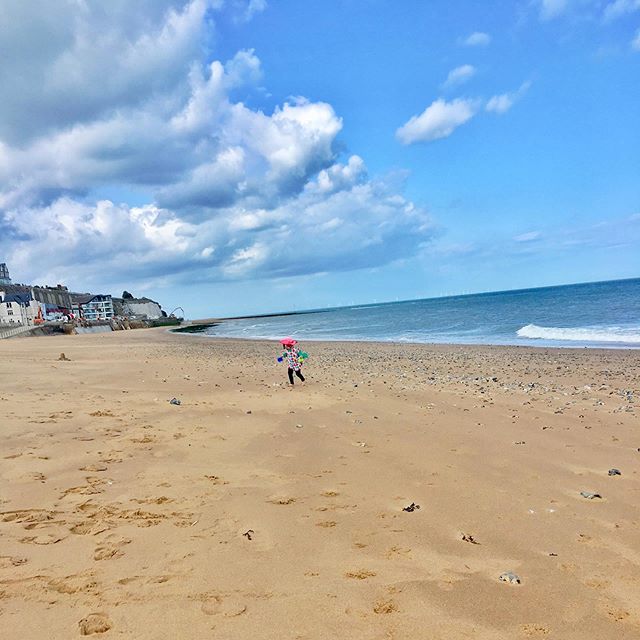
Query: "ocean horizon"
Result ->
[[189, 277, 640, 349]]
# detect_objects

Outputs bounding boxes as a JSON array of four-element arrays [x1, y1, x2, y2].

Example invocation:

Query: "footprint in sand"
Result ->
[[78, 613, 112, 635], [61, 477, 108, 498], [200, 595, 247, 617], [2, 508, 59, 524], [93, 544, 124, 561], [267, 496, 296, 505], [131, 496, 174, 505], [385, 545, 411, 558], [49, 573, 99, 595], [345, 570, 376, 580], [521, 623, 550, 636], [93, 537, 131, 561], [80, 464, 108, 472], [0, 555, 28, 567], [99, 452, 123, 464], [19, 471, 47, 483], [19, 532, 67, 545], [373, 599, 398, 614], [130, 435, 155, 444]]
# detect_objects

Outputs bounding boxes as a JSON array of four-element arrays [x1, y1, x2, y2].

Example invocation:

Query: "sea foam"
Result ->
[[517, 324, 640, 344]]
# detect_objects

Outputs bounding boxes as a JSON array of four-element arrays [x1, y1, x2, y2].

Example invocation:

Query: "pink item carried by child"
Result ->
[[280, 337, 297, 346]]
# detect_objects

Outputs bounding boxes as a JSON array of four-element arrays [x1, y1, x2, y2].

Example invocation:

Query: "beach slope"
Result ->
[[1, 330, 639, 638]]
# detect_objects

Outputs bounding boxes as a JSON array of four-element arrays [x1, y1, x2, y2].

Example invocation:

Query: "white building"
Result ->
[[72, 294, 114, 321], [0, 291, 43, 325]]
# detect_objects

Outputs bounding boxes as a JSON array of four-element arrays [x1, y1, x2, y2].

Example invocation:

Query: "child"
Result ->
[[278, 337, 306, 386]]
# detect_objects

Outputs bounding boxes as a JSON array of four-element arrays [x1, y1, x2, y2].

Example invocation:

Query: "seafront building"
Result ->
[[71, 293, 115, 321], [0, 262, 165, 328], [0, 291, 42, 325], [0, 281, 74, 324]]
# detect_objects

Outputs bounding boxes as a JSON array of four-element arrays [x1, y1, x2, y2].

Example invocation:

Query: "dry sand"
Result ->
[[1, 328, 639, 639]]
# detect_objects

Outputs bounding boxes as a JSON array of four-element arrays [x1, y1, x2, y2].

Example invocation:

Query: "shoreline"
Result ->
[[1, 329, 639, 639], [172, 323, 640, 352], [177, 276, 640, 351]]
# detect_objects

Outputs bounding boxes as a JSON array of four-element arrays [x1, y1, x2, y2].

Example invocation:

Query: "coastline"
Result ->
[[177, 276, 640, 350], [174, 320, 640, 350], [1, 329, 639, 639]]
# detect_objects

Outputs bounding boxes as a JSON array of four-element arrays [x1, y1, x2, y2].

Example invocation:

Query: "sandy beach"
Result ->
[[1, 328, 639, 639]]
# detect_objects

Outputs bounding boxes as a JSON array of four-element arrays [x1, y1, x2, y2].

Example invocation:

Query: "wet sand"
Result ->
[[1, 328, 639, 639]]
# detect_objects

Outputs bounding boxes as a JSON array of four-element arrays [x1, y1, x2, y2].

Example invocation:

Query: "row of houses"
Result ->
[[0, 263, 164, 327]]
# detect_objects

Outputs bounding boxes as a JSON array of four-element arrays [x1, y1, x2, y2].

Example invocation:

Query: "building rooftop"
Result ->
[[70, 293, 111, 304], [3, 292, 33, 305], [0, 284, 31, 295]]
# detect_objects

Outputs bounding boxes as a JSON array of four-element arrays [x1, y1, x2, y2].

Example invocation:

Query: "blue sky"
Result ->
[[0, 0, 638, 316]]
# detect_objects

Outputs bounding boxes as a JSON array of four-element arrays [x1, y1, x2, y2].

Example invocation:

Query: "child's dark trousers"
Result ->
[[288, 368, 305, 385]]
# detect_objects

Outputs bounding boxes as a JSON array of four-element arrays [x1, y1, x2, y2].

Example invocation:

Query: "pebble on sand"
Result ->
[[580, 491, 602, 499], [499, 571, 521, 584]]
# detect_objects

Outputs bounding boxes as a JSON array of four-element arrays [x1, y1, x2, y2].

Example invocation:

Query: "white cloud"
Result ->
[[242, 0, 268, 22], [156, 147, 248, 210], [0, 1, 434, 289], [442, 64, 476, 88], [514, 231, 541, 242], [3, 173, 433, 287], [486, 82, 531, 114], [0, 0, 209, 145], [225, 98, 343, 195], [307, 155, 366, 195], [461, 32, 491, 46], [539, 0, 570, 20], [396, 99, 478, 144], [224, 48, 263, 88], [632, 28, 640, 50], [486, 94, 513, 114], [603, 0, 640, 21]]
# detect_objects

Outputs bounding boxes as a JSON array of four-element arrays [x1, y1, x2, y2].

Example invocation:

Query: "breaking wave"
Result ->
[[517, 324, 640, 344]]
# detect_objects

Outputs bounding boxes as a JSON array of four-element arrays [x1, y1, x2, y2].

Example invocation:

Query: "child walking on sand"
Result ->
[[278, 337, 306, 386]]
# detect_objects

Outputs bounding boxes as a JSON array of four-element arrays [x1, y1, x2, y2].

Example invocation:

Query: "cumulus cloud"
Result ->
[[0, 0, 209, 145], [396, 99, 478, 144], [3, 168, 432, 288], [306, 155, 367, 195], [539, 0, 570, 20], [0, 0, 434, 289], [461, 32, 491, 46], [486, 82, 531, 114], [603, 0, 640, 21], [442, 64, 476, 88]]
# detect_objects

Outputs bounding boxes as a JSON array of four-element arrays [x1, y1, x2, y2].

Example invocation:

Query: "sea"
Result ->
[[195, 278, 640, 349]]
